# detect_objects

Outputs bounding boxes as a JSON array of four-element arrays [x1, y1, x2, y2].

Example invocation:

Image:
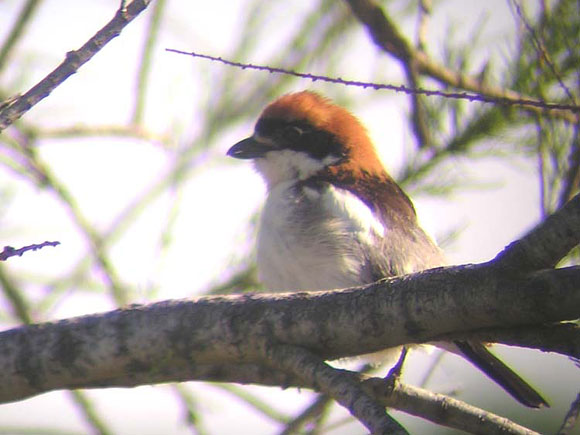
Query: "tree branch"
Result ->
[[0, 263, 577, 405], [0, 241, 60, 261], [0, 0, 153, 131], [368, 379, 539, 435], [263, 343, 407, 434]]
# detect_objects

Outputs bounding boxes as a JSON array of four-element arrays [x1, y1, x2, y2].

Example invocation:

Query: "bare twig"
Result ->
[[0, 0, 153, 131], [0, 241, 60, 261], [165, 49, 580, 117]]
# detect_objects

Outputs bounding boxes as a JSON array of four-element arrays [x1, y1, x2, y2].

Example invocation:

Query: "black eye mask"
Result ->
[[255, 118, 346, 162]]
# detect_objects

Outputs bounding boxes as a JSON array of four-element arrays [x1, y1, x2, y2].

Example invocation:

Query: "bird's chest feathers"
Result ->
[[257, 181, 385, 291]]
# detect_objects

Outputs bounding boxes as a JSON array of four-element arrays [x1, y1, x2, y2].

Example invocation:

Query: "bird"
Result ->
[[227, 90, 548, 408]]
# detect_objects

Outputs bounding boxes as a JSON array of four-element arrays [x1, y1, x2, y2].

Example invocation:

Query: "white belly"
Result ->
[[256, 181, 385, 292]]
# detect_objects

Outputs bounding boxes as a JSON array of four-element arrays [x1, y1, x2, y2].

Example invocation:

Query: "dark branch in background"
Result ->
[[165, 49, 580, 118], [0, 241, 60, 261], [0, 0, 153, 131]]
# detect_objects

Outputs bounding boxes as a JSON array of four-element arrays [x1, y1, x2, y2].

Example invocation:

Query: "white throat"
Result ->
[[254, 150, 339, 188]]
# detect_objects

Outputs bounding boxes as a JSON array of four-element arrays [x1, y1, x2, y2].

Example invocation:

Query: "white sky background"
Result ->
[[0, 0, 578, 434]]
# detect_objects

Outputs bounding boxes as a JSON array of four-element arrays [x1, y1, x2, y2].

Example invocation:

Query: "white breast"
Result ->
[[256, 181, 385, 292]]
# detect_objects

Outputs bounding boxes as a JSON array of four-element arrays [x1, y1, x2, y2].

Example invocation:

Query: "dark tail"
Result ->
[[454, 340, 549, 408]]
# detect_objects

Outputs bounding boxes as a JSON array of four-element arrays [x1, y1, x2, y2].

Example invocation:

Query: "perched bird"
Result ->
[[227, 90, 548, 408]]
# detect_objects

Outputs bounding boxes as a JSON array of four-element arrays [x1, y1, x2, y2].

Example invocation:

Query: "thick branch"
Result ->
[[0, 264, 577, 404], [0, 0, 153, 131]]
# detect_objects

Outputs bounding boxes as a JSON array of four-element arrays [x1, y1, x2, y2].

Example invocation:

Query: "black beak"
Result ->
[[227, 137, 272, 159]]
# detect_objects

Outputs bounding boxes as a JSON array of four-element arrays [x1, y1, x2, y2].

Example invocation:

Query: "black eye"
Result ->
[[283, 125, 305, 141]]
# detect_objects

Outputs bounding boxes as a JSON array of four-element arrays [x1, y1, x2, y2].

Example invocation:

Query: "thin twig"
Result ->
[[0, 0, 154, 131], [0, 241, 60, 261], [165, 49, 580, 116]]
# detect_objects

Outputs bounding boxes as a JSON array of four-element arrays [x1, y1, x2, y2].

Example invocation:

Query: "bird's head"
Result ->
[[227, 91, 387, 188]]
